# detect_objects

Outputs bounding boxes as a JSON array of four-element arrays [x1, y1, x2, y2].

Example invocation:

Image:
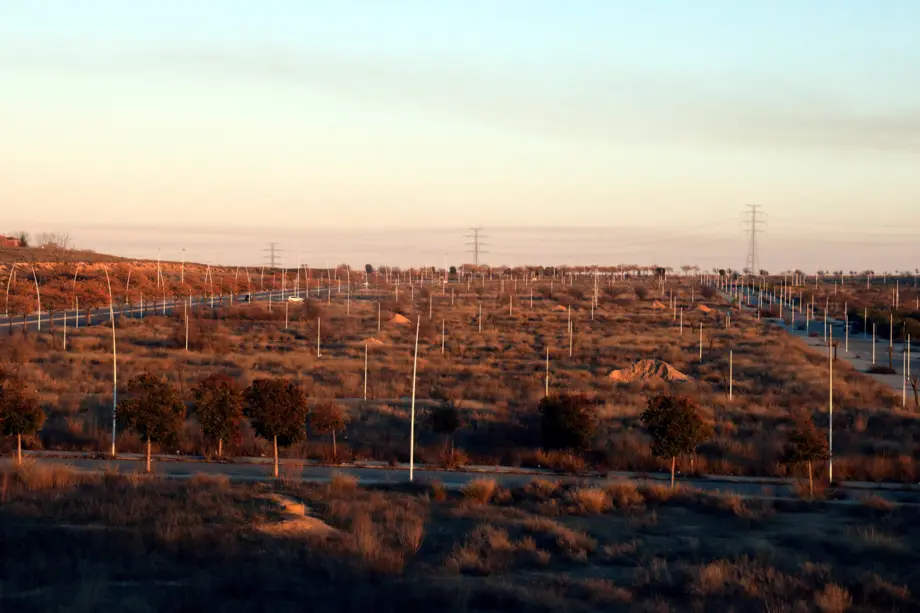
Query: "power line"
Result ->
[[464, 227, 488, 266], [742, 205, 766, 274], [262, 242, 282, 268]]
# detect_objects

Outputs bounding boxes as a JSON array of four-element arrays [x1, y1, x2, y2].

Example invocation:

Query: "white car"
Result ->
[[287, 296, 304, 303]]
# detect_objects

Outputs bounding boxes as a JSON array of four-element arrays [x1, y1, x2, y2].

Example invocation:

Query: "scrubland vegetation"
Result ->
[[3, 264, 920, 612], [1, 462, 918, 612], [1, 266, 918, 484]]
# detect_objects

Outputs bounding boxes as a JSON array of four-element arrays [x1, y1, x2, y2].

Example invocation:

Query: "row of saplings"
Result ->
[[0, 369, 344, 477], [1, 368, 828, 493], [538, 392, 828, 494]]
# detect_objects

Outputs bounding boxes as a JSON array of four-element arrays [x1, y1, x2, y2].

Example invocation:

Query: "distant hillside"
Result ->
[[0, 246, 130, 265]]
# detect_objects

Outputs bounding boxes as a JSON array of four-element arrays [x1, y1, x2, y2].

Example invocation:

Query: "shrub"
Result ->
[[329, 471, 359, 493], [568, 488, 609, 514], [538, 394, 596, 452], [605, 480, 645, 509], [462, 478, 498, 504]]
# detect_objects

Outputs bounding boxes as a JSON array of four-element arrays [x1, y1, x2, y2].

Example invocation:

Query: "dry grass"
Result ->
[[444, 524, 550, 574], [187, 472, 230, 490], [520, 516, 597, 560], [814, 584, 853, 613], [567, 487, 609, 514], [429, 479, 448, 502], [1, 472, 918, 611], [461, 478, 498, 504], [605, 480, 646, 509], [328, 471, 359, 493], [1, 461, 88, 492], [4, 272, 918, 484], [861, 494, 896, 511]]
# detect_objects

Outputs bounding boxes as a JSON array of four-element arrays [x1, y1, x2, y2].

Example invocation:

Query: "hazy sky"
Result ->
[[1, 1, 918, 269]]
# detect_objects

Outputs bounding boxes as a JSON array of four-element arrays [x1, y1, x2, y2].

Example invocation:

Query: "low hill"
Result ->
[[0, 246, 129, 266]]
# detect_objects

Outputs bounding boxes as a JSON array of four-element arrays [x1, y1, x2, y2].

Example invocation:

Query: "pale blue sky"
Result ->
[[1, 1, 918, 268]]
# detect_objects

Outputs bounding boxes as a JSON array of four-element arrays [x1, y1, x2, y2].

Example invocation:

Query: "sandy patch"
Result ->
[[258, 494, 338, 537]]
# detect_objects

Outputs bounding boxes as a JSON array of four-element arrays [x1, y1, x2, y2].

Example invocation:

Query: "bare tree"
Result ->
[[35, 232, 73, 250]]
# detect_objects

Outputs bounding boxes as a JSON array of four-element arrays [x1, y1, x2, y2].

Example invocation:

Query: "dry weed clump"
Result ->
[[429, 479, 448, 502], [520, 516, 597, 561], [2, 461, 88, 492], [566, 578, 633, 605], [186, 472, 230, 490], [328, 471, 359, 493], [601, 539, 638, 561], [462, 478, 499, 504], [814, 584, 853, 613], [445, 524, 549, 574], [522, 477, 562, 501], [605, 480, 646, 509], [860, 495, 896, 512], [567, 487, 609, 514]]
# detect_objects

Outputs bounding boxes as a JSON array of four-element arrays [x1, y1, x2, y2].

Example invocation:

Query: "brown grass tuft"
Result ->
[[429, 479, 448, 502], [462, 478, 498, 504], [328, 471, 359, 493], [4, 461, 88, 491], [605, 480, 645, 509], [567, 487, 609, 514], [814, 584, 852, 613]]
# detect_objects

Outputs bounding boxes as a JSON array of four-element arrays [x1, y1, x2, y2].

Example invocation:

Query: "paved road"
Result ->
[[1, 280, 472, 334], [16, 453, 920, 503], [728, 285, 917, 398], [0, 286, 403, 333]]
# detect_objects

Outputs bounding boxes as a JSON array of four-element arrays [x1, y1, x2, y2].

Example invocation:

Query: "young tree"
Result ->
[[782, 412, 829, 497], [641, 394, 713, 488], [118, 374, 186, 473], [0, 369, 45, 464], [910, 374, 919, 411], [245, 378, 308, 477], [192, 373, 244, 458], [308, 401, 347, 462], [427, 398, 462, 459], [538, 393, 596, 452]]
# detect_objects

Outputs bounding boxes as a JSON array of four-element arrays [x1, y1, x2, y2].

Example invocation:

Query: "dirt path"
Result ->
[[257, 493, 338, 537]]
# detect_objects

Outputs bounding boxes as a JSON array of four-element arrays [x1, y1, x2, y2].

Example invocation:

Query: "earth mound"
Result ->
[[390, 313, 411, 325], [608, 359, 690, 383]]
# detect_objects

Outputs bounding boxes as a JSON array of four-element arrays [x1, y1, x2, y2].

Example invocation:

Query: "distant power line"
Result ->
[[464, 227, 488, 266]]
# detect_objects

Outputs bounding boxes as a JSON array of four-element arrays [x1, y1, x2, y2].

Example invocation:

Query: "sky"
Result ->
[[1, 1, 918, 270]]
